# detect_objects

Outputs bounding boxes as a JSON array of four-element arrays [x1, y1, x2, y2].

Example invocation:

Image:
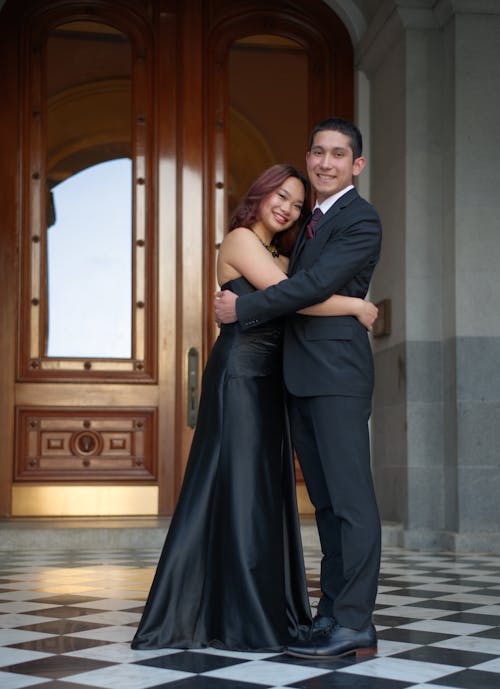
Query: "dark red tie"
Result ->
[[305, 208, 323, 239]]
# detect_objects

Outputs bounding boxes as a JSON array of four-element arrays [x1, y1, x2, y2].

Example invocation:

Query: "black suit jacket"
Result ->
[[236, 188, 382, 397]]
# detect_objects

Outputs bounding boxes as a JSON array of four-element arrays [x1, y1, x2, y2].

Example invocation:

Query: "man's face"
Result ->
[[306, 129, 365, 203]]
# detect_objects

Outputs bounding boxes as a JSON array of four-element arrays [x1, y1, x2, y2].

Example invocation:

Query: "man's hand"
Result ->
[[214, 290, 238, 324]]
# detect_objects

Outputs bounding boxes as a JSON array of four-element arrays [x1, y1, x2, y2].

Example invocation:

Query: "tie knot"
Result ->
[[306, 208, 323, 239]]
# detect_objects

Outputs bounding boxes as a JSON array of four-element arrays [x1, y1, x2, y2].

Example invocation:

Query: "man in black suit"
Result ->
[[214, 117, 382, 659]]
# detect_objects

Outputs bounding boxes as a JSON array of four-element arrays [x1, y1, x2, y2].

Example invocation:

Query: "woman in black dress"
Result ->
[[131, 165, 378, 652]]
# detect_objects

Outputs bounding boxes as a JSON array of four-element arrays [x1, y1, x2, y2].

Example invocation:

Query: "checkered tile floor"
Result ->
[[1, 546, 500, 688]]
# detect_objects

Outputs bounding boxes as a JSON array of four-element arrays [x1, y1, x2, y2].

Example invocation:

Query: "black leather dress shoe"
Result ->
[[286, 622, 377, 659], [310, 613, 335, 638]]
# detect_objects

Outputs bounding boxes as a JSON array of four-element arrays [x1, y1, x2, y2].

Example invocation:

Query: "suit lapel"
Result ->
[[289, 223, 308, 273], [289, 188, 358, 274]]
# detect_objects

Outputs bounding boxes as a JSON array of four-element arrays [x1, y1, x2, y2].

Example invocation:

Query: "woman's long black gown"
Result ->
[[131, 277, 311, 651]]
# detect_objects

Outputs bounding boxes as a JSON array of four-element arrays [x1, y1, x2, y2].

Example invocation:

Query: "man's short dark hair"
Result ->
[[308, 117, 363, 160]]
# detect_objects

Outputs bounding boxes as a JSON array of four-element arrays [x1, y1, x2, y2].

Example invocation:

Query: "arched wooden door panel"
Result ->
[[0, 0, 352, 517], [204, 0, 353, 345], [0, 0, 173, 517]]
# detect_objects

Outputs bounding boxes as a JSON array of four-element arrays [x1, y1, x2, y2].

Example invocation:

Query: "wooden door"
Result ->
[[0, 0, 193, 517], [0, 0, 352, 518]]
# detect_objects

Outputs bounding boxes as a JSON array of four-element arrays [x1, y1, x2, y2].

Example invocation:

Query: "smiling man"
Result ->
[[214, 117, 383, 660]]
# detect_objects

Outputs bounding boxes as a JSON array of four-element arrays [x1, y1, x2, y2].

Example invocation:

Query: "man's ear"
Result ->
[[353, 156, 366, 177]]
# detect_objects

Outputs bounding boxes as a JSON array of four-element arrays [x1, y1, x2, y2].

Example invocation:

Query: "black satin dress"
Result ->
[[131, 277, 311, 651]]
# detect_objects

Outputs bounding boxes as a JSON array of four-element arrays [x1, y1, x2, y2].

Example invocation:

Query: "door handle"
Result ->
[[187, 347, 199, 428]]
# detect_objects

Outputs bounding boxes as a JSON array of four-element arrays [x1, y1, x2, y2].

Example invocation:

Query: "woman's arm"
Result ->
[[299, 296, 378, 331], [217, 227, 288, 290], [218, 227, 378, 329]]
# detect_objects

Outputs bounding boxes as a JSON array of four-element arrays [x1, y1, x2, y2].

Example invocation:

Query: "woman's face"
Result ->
[[258, 176, 305, 234]]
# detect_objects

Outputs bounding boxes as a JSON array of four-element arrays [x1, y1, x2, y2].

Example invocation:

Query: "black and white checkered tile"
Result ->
[[0, 545, 499, 688]]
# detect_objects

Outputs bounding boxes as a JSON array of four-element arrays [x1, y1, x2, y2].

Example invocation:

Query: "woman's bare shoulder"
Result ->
[[221, 226, 253, 245]]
